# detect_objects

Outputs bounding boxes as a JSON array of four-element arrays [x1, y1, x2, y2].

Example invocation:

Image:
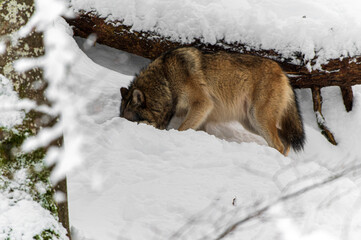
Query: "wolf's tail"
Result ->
[[279, 92, 305, 152]]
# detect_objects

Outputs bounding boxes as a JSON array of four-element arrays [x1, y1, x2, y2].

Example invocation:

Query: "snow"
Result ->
[[65, 30, 361, 239], [0, 169, 68, 240], [70, 0, 361, 69], [76, 37, 150, 76], [18, 0, 73, 38], [0, 41, 5, 55], [0, 74, 25, 128]]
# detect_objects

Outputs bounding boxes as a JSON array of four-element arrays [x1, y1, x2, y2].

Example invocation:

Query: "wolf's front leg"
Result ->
[[178, 99, 213, 131]]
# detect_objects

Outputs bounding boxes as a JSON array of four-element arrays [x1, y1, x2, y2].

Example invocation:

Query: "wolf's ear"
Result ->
[[120, 87, 129, 98], [132, 89, 145, 106]]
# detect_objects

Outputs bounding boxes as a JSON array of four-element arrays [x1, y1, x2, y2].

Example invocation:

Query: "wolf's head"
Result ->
[[119, 84, 174, 130], [119, 87, 153, 125], [119, 57, 176, 129]]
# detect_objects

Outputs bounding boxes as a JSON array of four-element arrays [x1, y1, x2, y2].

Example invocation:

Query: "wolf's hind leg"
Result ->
[[278, 129, 291, 156], [250, 109, 286, 155], [261, 121, 286, 155]]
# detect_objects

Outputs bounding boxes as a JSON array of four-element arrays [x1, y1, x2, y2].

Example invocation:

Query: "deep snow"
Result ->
[[66, 33, 361, 240]]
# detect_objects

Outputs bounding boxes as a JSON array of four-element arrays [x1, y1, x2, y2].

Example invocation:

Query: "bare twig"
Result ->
[[214, 163, 361, 240]]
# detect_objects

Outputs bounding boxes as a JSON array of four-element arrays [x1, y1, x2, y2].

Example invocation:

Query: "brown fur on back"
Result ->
[[120, 47, 305, 155]]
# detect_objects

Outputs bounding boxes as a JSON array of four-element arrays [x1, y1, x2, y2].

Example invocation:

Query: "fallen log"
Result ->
[[67, 11, 361, 145]]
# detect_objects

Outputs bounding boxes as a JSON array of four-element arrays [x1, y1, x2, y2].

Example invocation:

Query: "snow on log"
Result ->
[[67, 12, 361, 89]]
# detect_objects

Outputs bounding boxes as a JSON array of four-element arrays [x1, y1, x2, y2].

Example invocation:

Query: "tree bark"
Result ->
[[311, 87, 337, 145], [55, 177, 71, 238], [1, 0, 71, 239], [340, 86, 353, 112]]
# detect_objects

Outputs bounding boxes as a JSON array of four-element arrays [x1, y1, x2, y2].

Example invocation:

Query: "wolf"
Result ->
[[119, 47, 305, 155]]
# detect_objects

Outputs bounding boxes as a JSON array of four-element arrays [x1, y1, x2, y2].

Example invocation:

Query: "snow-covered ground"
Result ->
[[67, 34, 361, 239]]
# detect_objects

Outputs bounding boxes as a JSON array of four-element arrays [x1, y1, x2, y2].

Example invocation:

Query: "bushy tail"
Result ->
[[279, 93, 305, 152]]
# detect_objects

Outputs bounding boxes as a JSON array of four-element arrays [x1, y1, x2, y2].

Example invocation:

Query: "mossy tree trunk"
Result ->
[[0, 0, 71, 239]]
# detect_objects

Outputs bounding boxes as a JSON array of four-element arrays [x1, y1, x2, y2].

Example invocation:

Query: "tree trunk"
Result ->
[[0, 0, 71, 239], [55, 177, 71, 238]]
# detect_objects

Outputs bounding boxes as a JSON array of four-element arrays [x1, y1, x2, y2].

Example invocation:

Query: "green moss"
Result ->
[[33, 229, 60, 240], [0, 128, 62, 239], [2, 223, 62, 240], [0, 0, 35, 35], [0, 128, 43, 174], [0, 127, 58, 215], [2, 227, 12, 240]]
